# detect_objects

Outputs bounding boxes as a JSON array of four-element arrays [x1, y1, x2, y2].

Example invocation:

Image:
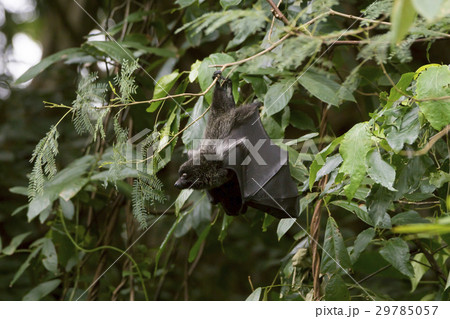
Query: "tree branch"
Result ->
[[266, 0, 290, 25]]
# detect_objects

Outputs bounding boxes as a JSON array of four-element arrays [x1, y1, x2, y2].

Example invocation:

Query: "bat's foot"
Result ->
[[212, 70, 223, 80]]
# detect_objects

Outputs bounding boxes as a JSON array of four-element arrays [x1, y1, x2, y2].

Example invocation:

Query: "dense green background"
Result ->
[[0, 0, 449, 301]]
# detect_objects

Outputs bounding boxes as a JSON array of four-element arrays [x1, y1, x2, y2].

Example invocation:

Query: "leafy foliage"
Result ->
[[3, 0, 450, 301]]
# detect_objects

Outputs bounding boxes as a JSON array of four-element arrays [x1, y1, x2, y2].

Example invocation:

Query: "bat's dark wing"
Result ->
[[207, 108, 299, 219]]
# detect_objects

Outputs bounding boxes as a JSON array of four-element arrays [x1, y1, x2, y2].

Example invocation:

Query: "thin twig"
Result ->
[[266, 0, 290, 25], [400, 124, 450, 157], [329, 9, 391, 26]]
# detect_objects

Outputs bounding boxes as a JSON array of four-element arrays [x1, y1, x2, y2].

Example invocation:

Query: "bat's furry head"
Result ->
[[174, 149, 230, 190]]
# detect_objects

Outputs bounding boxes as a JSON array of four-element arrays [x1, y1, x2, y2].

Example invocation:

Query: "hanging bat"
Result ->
[[175, 71, 299, 219]]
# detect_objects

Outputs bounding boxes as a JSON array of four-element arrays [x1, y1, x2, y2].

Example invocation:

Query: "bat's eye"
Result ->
[[181, 173, 188, 178]]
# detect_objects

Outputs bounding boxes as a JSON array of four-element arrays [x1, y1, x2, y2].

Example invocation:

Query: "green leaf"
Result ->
[[176, 0, 197, 8], [392, 210, 428, 225], [10, 248, 41, 287], [175, 189, 194, 215], [15, 48, 81, 84], [386, 107, 420, 152], [331, 201, 374, 226], [384, 72, 414, 109], [42, 239, 58, 273], [366, 184, 393, 229], [189, 60, 201, 83], [315, 153, 343, 182], [379, 237, 414, 277], [220, 0, 242, 9], [188, 225, 211, 262], [264, 80, 294, 116], [9, 186, 28, 196], [277, 218, 296, 241], [23, 279, 61, 301], [321, 217, 352, 274], [290, 110, 316, 131], [2, 232, 31, 255], [59, 197, 74, 220], [84, 41, 134, 63], [366, 149, 396, 191], [246, 287, 262, 301], [298, 71, 354, 106], [416, 65, 450, 130], [325, 274, 350, 301], [391, 0, 417, 44], [411, 0, 442, 21], [309, 136, 343, 190], [351, 228, 375, 264], [181, 96, 208, 148], [339, 122, 372, 200], [410, 253, 430, 292], [147, 71, 180, 112]]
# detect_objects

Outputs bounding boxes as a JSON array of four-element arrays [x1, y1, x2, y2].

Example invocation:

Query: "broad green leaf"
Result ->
[[121, 41, 176, 58], [261, 113, 284, 139], [366, 184, 393, 229], [309, 136, 343, 190], [298, 72, 354, 106], [392, 210, 428, 225], [391, 0, 417, 44], [315, 154, 343, 182], [411, 0, 442, 21], [277, 218, 296, 241], [321, 217, 352, 274], [384, 73, 414, 109], [416, 65, 450, 130], [147, 71, 180, 112], [181, 96, 208, 149], [2, 232, 31, 255], [331, 201, 373, 226], [339, 122, 372, 200], [10, 248, 41, 287], [351, 228, 375, 264], [325, 274, 350, 301], [379, 237, 414, 277], [243, 75, 267, 100], [84, 41, 134, 63], [42, 239, 58, 274], [290, 110, 316, 132], [198, 53, 234, 103], [59, 178, 88, 201], [386, 107, 420, 152], [299, 192, 318, 215], [23, 279, 61, 301], [429, 171, 450, 188], [9, 186, 28, 196], [366, 149, 396, 191], [246, 287, 262, 301], [264, 81, 294, 116], [410, 253, 430, 292], [175, 189, 194, 215], [220, 0, 242, 9], [176, 0, 197, 8], [15, 48, 81, 84], [276, 36, 322, 71], [189, 60, 201, 83], [59, 197, 75, 220], [188, 225, 211, 262]]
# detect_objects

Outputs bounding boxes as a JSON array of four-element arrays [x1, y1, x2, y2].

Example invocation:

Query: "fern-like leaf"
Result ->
[[28, 126, 59, 199]]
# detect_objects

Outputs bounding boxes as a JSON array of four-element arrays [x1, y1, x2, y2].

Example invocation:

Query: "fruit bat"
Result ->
[[175, 71, 299, 219]]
